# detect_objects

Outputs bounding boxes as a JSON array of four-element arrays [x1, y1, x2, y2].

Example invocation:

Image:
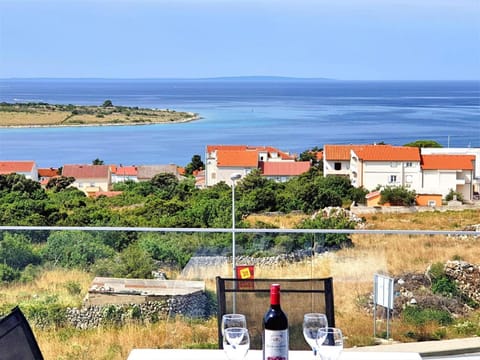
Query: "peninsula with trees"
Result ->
[[0, 100, 198, 127]]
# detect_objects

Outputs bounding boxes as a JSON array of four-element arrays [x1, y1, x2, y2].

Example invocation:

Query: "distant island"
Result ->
[[0, 101, 199, 128]]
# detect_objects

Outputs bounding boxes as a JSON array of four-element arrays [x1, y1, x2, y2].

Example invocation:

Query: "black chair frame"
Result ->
[[216, 276, 335, 350]]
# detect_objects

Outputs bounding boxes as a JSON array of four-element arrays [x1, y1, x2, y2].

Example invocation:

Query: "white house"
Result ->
[[350, 145, 422, 191], [421, 154, 475, 200], [205, 145, 297, 187], [0, 161, 38, 181], [110, 165, 138, 183], [421, 148, 480, 198], [62, 164, 111, 196]]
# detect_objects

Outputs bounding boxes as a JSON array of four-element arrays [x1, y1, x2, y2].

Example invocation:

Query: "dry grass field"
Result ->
[[0, 103, 197, 127], [3, 209, 479, 359]]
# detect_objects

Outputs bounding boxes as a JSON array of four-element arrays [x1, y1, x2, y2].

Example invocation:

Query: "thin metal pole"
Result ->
[[232, 179, 236, 313]]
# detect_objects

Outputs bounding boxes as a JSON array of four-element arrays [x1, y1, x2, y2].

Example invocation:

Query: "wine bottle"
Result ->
[[263, 283, 289, 360]]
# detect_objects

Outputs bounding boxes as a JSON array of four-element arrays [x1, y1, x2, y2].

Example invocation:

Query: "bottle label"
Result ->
[[264, 329, 289, 360]]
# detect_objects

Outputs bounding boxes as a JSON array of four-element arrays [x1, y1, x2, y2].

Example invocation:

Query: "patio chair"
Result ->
[[0, 306, 44, 360], [216, 276, 335, 350]]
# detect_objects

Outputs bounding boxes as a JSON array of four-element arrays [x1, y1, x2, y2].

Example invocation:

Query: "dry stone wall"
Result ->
[[66, 291, 214, 329], [445, 260, 480, 304]]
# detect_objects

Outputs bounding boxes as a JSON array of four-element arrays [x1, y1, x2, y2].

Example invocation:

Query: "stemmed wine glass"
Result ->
[[223, 327, 250, 360], [221, 314, 247, 336], [221, 314, 248, 360], [303, 313, 328, 358], [317, 327, 343, 360]]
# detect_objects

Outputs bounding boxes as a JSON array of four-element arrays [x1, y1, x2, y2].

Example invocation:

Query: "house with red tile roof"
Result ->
[[0, 161, 38, 181], [110, 165, 138, 183], [324, 144, 422, 189], [324, 144, 480, 202], [38, 167, 59, 187], [62, 164, 111, 196], [421, 147, 480, 200], [350, 145, 422, 190], [205, 145, 298, 186], [259, 161, 311, 182], [323, 144, 366, 177], [136, 164, 184, 181], [421, 154, 475, 200]]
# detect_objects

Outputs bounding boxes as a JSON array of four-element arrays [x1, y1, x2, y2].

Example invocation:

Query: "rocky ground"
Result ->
[[365, 260, 480, 319]]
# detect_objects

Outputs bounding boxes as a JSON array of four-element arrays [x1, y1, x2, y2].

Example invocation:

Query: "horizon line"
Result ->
[[1, 76, 479, 82]]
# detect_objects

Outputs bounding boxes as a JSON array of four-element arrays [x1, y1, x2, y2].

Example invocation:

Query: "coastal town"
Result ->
[[2, 142, 479, 206]]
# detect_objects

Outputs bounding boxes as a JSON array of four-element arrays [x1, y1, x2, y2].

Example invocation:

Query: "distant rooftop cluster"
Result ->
[[1, 143, 479, 203]]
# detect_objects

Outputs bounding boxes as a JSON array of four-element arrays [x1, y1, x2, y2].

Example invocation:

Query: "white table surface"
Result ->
[[127, 349, 422, 360]]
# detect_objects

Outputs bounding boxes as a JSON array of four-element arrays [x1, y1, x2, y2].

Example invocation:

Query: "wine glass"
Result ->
[[303, 313, 328, 358], [317, 327, 343, 360], [221, 314, 247, 336], [223, 327, 250, 360]]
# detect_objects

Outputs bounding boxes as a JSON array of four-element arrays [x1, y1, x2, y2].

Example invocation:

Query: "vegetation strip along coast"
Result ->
[[0, 101, 199, 128]]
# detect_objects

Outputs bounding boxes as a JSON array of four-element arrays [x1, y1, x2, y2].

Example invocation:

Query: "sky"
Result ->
[[0, 0, 479, 80]]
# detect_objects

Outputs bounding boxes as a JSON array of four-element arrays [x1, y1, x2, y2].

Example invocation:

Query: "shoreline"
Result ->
[[0, 113, 201, 129]]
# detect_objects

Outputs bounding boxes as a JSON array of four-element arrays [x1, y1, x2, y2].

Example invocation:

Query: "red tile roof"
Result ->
[[217, 150, 259, 167], [112, 166, 138, 176], [421, 155, 475, 170], [0, 161, 35, 174], [208, 144, 295, 168], [324, 145, 366, 160], [62, 165, 110, 179], [355, 145, 420, 161], [38, 168, 59, 177], [260, 161, 311, 176], [324, 144, 421, 162]]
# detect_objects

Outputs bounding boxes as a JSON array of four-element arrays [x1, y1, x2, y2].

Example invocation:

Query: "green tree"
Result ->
[[0, 173, 43, 195], [42, 230, 115, 269], [379, 186, 416, 206], [297, 210, 356, 248], [404, 140, 443, 148], [102, 99, 113, 107], [185, 154, 205, 175], [46, 176, 75, 192], [299, 146, 323, 168], [0, 233, 40, 269], [92, 158, 104, 165]]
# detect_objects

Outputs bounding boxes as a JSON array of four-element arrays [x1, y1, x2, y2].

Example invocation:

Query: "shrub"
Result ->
[[19, 264, 41, 283], [429, 262, 459, 297], [445, 189, 464, 203], [403, 305, 453, 326], [0, 263, 20, 283], [64, 281, 82, 296], [23, 301, 67, 328], [42, 230, 115, 269], [379, 186, 416, 206], [0, 232, 41, 269]]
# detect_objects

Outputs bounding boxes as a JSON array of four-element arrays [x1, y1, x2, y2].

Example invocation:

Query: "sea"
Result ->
[[0, 78, 479, 168]]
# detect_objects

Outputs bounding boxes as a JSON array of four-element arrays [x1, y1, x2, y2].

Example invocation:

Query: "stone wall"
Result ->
[[66, 291, 214, 329], [445, 260, 480, 304]]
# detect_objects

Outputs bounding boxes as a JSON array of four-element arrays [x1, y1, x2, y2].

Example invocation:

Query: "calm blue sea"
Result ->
[[0, 79, 479, 168]]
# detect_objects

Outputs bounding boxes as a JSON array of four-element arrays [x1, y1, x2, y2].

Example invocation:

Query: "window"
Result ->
[[389, 175, 397, 183], [406, 175, 413, 183], [405, 162, 413, 167], [211, 173, 216, 179], [391, 162, 398, 168], [428, 200, 436, 207], [334, 162, 342, 171]]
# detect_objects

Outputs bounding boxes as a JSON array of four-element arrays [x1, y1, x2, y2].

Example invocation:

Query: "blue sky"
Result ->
[[0, 0, 479, 80]]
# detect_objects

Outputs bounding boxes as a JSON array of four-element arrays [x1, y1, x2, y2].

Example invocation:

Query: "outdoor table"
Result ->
[[127, 349, 422, 360]]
